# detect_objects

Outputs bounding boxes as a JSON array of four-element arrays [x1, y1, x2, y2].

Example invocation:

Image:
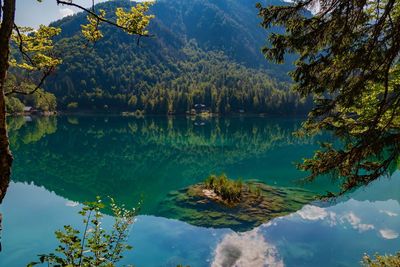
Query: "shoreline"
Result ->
[[6, 112, 308, 120]]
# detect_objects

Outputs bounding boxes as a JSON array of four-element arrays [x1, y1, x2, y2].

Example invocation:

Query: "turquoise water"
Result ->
[[0, 115, 399, 266]]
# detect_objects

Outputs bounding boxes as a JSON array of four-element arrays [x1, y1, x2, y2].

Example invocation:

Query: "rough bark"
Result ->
[[0, 0, 15, 203]]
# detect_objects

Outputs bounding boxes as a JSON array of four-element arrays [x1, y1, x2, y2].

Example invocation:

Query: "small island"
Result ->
[[159, 174, 316, 231]]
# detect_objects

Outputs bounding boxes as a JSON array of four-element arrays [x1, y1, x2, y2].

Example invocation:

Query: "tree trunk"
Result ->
[[0, 0, 16, 203]]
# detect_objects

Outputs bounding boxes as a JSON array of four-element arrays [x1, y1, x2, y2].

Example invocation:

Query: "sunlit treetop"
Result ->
[[115, 2, 154, 36], [81, 2, 154, 42], [10, 25, 62, 72], [7, 0, 154, 95]]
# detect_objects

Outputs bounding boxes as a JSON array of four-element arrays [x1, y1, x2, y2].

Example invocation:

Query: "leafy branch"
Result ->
[[28, 197, 139, 267]]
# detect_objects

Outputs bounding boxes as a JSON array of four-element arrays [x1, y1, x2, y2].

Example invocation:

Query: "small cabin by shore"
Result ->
[[23, 106, 33, 113], [23, 106, 40, 115]]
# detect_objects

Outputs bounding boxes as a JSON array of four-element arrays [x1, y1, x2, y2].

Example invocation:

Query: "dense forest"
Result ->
[[37, 0, 309, 114], [5, 74, 57, 114], [0, 0, 399, 266]]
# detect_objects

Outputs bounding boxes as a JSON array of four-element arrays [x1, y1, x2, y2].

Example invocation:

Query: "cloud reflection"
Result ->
[[65, 200, 79, 207], [379, 210, 398, 217], [297, 205, 329, 221], [379, 229, 399, 240], [295, 205, 377, 233], [341, 212, 374, 232], [212, 230, 284, 267]]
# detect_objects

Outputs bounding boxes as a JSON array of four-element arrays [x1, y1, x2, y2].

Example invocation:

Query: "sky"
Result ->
[[16, 0, 105, 28], [16, 0, 146, 28]]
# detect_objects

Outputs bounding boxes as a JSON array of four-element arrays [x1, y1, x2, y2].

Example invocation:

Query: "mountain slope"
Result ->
[[44, 0, 307, 114]]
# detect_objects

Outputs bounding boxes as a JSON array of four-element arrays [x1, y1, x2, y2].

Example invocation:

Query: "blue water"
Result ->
[[0, 115, 399, 267]]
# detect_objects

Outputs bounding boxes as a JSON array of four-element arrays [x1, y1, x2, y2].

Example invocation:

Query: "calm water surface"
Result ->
[[0, 115, 399, 267]]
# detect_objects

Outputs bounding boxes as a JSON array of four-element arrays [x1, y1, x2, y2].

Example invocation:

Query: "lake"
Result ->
[[0, 115, 399, 267]]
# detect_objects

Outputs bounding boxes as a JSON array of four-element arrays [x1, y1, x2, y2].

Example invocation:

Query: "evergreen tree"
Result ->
[[258, 0, 400, 195]]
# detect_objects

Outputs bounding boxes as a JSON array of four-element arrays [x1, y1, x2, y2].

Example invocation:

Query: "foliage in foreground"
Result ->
[[258, 0, 400, 196], [4, 0, 154, 115], [362, 252, 400, 267], [28, 197, 137, 267], [204, 174, 243, 203], [5, 74, 57, 113]]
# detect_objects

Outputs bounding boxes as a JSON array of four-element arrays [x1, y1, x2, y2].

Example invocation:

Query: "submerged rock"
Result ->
[[158, 181, 315, 232]]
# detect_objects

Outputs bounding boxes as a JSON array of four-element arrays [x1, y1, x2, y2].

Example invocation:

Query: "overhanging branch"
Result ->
[[56, 0, 150, 37], [13, 24, 35, 66], [5, 66, 54, 96]]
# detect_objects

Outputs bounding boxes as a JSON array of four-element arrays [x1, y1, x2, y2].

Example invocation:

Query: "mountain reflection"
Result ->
[[9, 115, 324, 214], [8, 116, 57, 148], [2, 116, 399, 267]]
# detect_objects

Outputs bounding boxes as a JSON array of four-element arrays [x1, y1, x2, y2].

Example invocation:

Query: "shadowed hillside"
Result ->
[[43, 0, 308, 113]]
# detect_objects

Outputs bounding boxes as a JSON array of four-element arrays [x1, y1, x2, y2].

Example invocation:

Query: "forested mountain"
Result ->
[[43, 0, 307, 114]]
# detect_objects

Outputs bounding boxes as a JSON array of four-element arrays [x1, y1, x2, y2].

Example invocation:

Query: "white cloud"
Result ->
[[212, 230, 284, 267], [379, 229, 399, 240], [59, 8, 74, 18], [283, 0, 320, 14]]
